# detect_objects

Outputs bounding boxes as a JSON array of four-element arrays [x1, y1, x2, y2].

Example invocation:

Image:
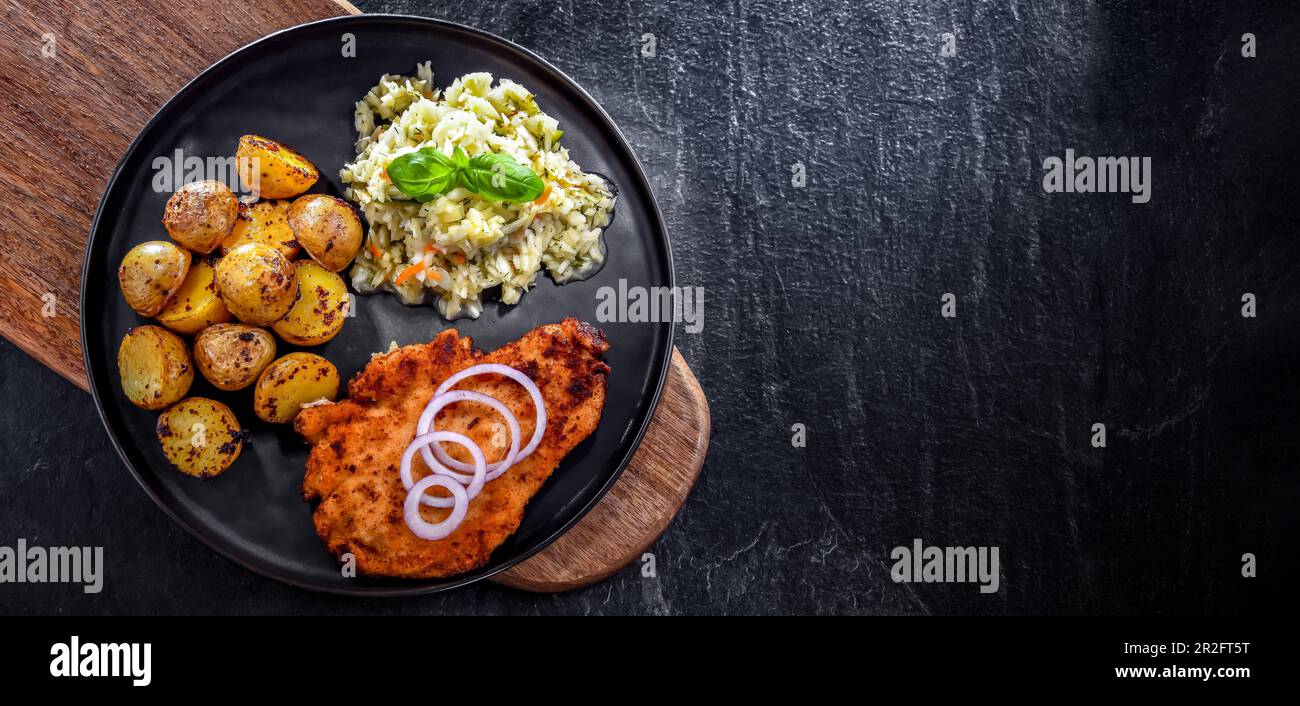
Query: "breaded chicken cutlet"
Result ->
[[295, 318, 610, 578]]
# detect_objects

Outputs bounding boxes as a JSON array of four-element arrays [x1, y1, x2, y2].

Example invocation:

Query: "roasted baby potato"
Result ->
[[287, 195, 363, 272], [254, 352, 340, 424], [118, 241, 191, 317], [236, 134, 318, 199], [272, 261, 349, 346], [162, 180, 239, 254], [193, 324, 276, 391], [214, 242, 297, 326], [156, 256, 231, 334], [156, 397, 243, 478], [222, 200, 300, 259], [117, 325, 194, 410]]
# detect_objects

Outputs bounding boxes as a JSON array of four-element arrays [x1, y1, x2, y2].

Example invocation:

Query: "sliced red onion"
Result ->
[[416, 390, 520, 482], [403, 475, 468, 540], [401, 363, 549, 541], [400, 431, 486, 508], [430, 363, 547, 468]]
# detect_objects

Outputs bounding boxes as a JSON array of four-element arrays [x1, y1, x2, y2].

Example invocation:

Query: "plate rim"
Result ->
[[80, 13, 675, 596]]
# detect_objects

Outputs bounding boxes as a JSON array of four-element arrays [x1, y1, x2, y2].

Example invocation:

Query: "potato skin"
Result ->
[[254, 352, 340, 424], [194, 324, 276, 391], [118, 241, 191, 317], [287, 195, 363, 272], [214, 242, 298, 326], [222, 200, 301, 259], [236, 135, 319, 199], [156, 256, 230, 334], [163, 180, 239, 253], [272, 261, 349, 346], [156, 397, 243, 478], [117, 325, 194, 410]]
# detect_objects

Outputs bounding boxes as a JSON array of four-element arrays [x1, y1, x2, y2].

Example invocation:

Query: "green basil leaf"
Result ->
[[463, 153, 545, 202], [386, 148, 458, 201], [421, 170, 457, 201], [452, 146, 477, 193]]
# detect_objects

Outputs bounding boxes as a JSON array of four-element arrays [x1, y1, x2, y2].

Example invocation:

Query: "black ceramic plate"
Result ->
[[81, 15, 673, 595]]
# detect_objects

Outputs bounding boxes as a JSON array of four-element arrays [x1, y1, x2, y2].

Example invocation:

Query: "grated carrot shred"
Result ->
[[533, 183, 551, 205], [394, 261, 426, 285]]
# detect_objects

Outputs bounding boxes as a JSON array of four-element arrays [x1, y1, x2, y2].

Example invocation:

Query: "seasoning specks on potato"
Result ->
[[155, 256, 231, 334], [118, 241, 191, 317], [162, 180, 239, 254], [214, 242, 298, 326], [272, 261, 349, 346], [254, 352, 340, 424], [118, 325, 194, 410], [156, 397, 244, 478], [222, 200, 301, 259], [287, 194, 363, 272], [236, 134, 319, 200], [194, 323, 277, 391]]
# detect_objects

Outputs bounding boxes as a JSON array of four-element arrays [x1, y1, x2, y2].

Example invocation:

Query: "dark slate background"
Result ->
[[2, 0, 1297, 615]]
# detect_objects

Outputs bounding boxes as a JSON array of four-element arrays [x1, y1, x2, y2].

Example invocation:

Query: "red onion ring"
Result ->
[[403, 475, 468, 540], [416, 390, 520, 482], [429, 363, 547, 469], [401, 363, 548, 540], [400, 431, 486, 507]]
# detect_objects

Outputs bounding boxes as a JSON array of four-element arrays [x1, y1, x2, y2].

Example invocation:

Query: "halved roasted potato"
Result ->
[[156, 397, 243, 478], [162, 180, 239, 254], [118, 325, 194, 410], [156, 256, 231, 334], [193, 323, 276, 391], [254, 352, 340, 424], [236, 135, 318, 199], [287, 195, 363, 272], [214, 242, 297, 326], [118, 241, 191, 317], [222, 200, 300, 259], [272, 261, 349, 346]]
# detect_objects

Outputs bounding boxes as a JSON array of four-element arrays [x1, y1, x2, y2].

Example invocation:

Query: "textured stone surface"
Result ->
[[1, 0, 1296, 614]]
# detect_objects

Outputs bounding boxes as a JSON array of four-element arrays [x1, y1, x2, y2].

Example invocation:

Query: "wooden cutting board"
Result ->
[[0, 0, 708, 593]]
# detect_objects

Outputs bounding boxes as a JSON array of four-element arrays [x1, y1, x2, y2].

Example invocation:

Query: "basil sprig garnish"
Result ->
[[387, 146, 545, 203]]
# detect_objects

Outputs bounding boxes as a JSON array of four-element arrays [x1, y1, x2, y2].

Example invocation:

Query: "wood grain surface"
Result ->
[[0, 0, 707, 593], [0, 0, 354, 389]]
